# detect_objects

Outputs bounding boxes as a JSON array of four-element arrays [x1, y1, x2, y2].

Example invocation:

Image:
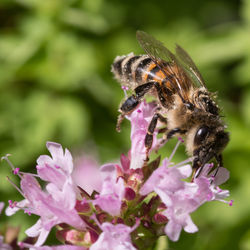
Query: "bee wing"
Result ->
[[175, 44, 207, 88], [136, 30, 191, 103]]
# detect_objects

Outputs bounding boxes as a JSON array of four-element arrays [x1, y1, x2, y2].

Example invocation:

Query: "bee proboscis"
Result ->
[[112, 31, 229, 177]]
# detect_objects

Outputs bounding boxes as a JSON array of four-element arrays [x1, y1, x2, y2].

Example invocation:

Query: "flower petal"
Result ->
[[25, 219, 50, 246], [164, 220, 182, 242], [183, 215, 198, 233], [212, 167, 230, 186], [178, 165, 192, 178]]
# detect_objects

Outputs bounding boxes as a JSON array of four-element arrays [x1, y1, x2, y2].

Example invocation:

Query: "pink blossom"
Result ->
[[140, 155, 231, 242], [93, 164, 125, 216], [90, 222, 138, 250], [6, 174, 86, 246], [72, 155, 102, 196], [36, 142, 74, 189], [149, 165, 199, 241], [194, 165, 231, 204], [1, 99, 232, 247], [126, 101, 158, 169], [160, 188, 199, 241], [140, 159, 192, 197]]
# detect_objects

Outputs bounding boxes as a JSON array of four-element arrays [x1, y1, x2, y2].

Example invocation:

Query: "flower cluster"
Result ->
[[1, 101, 232, 249]]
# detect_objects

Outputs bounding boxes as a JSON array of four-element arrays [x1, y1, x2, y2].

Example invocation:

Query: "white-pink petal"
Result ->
[[212, 167, 230, 186], [94, 166, 125, 216], [164, 220, 182, 242], [5, 199, 29, 216], [25, 219, 50, 246], [90, 222, 137, 250], [178, 165, 192, 178], [183, 215, 198, 233]]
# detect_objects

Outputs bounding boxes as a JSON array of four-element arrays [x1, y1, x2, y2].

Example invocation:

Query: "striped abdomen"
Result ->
[[112, 53, 173, 90]]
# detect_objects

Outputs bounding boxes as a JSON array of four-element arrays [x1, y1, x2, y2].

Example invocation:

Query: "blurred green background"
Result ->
[[0, 0, 250, 249]]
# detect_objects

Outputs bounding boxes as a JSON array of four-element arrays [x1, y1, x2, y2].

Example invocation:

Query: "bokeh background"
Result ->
[[0, 0, 250, 249]]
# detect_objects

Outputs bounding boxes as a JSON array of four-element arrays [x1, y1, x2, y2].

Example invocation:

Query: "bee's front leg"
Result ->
[[213, 154, 223, 178], [155, 128, 187, 151]]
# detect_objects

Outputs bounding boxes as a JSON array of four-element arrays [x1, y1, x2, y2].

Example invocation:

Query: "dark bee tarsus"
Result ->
[[120, 95, 139, 113], [145, 113, 167, 156], [167, 128, 187, 140]]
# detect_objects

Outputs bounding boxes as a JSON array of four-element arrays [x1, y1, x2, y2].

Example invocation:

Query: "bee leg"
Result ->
[[157, 128, 187, 150], [158, 127, 168, 134], [167, 128, 186, 140], [134, 81, 155, 98], [213, 154, 223, 179], [145, 113, 167, 161], [135, 81, 169, 109], [116, 82, 155, 132]]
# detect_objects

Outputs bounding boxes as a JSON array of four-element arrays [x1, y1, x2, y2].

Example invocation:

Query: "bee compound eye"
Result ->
[[194, 126, 209, 145]]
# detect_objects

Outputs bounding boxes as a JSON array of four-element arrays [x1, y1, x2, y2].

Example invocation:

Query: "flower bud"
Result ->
[[153, 213, 168, 224], [125, 187, 136, 201]]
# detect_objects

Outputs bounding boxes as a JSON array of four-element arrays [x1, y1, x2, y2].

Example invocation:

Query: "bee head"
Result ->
[[192, 125, 229, 172]]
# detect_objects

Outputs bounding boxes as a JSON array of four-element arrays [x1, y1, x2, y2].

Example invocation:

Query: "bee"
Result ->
[[111, 31, 229, 177]]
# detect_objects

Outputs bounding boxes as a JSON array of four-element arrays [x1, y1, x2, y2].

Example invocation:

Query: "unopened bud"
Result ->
[[153, 213, 168, 224], [125, 187, 136, 201]]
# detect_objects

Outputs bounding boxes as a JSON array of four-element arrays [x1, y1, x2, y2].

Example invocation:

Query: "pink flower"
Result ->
[[36, 142, 74, 189], [90, 222, 138, 250], [194, 164, 231, 204], [139, 152, 231, 242], [160, 188, 199, 241], [20, 174, 86, 246], [140, 159, 192, 197], [126, 101, 158, 169], [140, 158, 198, 241], [72, 155, 102, 196], [5, 169, 87, 246], [2, 99, 232, 248], [93, 164, 125, 216]]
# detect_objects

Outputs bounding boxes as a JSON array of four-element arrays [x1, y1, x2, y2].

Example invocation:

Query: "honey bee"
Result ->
[[112, 31, 229, 177]]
